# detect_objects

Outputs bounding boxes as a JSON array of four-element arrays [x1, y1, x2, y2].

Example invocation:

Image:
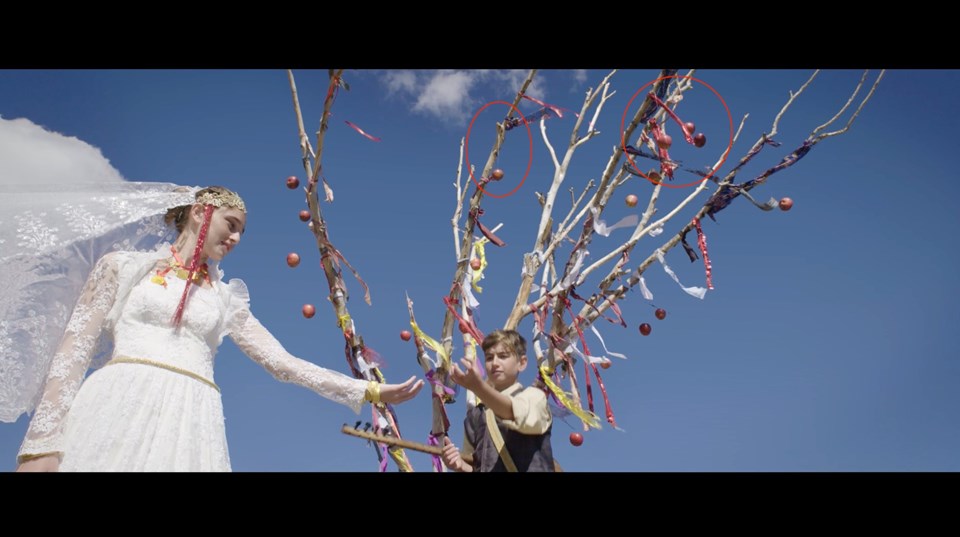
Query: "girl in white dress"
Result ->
[[13, 186, 423, 472]]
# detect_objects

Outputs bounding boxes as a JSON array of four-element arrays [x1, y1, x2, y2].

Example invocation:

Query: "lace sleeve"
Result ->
[[229, 311, 368, 414], [17, 252, 121, 463]]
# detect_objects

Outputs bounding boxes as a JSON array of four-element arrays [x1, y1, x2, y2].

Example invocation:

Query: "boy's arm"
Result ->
[[499, 387, 552, 435]]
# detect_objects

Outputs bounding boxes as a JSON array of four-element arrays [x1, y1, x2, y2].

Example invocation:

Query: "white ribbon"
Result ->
[[461, 271, 480, 309], [657, 250, 707, 299], [568, 339, 607, 365], [590, 325, 628, 360], [639, 276, 654, 300], [593, 210, 639, 237], [561, 249, 588, 289]]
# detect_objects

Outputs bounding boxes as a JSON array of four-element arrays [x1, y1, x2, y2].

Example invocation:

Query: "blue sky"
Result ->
[[1, 69, 957, 472]]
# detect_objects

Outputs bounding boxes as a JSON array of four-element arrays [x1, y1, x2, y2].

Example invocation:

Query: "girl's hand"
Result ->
[[378, 376, 425, 404]]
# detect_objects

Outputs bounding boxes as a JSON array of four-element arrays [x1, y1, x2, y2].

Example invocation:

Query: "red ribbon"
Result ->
[[694, 217, 714, 290], [570, 287, 627, 327], [344, 120, 382, 142], [470, 208, 506, 247], [647, 120, 676, 180], [318, 233, 372, 305], [521, 94, 579, 119], [589, 362, 619, 428], [442, 296, 485, 345], [562, 296, 618, 428], [647, 92, 696, 145], [172, 205, 214, 328]]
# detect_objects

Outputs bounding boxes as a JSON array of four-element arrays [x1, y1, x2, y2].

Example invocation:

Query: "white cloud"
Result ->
[[382, 70, 418, 96], [573, 69, 588, 84], [377, 69, 549, 124], [411, 70, 479, 123], [0, 116, 125, 186]]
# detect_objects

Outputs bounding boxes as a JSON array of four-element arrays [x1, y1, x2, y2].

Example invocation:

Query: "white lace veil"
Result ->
[[0, 117, 199, 422]]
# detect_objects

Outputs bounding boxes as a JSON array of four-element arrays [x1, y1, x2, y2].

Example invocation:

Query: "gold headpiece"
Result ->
[[196, 190, 247, 213]]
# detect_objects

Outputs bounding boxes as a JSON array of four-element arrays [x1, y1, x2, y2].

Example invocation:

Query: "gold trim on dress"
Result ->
[[105, 356, 220, 392]]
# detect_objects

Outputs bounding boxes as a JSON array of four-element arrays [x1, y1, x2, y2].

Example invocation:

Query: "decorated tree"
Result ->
[[286, 69, 884, 471]]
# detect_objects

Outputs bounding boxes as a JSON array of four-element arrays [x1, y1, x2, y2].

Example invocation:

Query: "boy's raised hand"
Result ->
[[449, 356, 484, 392]]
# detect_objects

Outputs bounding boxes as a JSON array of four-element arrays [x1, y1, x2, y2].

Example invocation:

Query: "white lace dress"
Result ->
[[16, 250, 368, 471]]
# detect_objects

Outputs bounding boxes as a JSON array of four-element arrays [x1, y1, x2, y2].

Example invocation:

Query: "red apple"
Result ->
[[639, 323, 652, 336], [779, 197, 794, 211], [302, 304, 316, 318], [299, 210, 311, 222], [286, 176, 300, 189], [569, 432, 584, 447], [648, 171, 662, 184], [470, 258, 482, 271], [655, 308, 667, 320], [286, 253, 300, 268], [490, 169, 504, 181], [694, 133, 707, 148], [657, 133, 672, 149], [600, 360, 611, 370], [683, 121, 696, 134], [400, 330, 412, 342], [625, 194, 639, 207]]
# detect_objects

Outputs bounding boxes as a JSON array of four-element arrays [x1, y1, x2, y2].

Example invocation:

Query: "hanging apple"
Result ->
[[286, 253, 300, 268], [639, 323, 652, 336], [655, 308, 667, 320], [286, 176, 300, 189], [657, 133, 672, 149], [625, 194, 639, 207], [683, 121, 696, 135], [490, 169, 505, 181], [302, 304, 316, 318], [694, 133, 707, 148], [569, 432, 584, 446], [470, 258, 482, 271], [779, 197, 794, 211], [400, 330, 412, 342], [299, 210, 311, 222]]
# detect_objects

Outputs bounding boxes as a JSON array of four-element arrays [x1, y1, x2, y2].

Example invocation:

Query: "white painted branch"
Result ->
[[451, 137, 466, 261], [813, 70, 868, 135], [540, 115, 560, 169], [771, 70, 819, 137], [819, 70, 886, 139]]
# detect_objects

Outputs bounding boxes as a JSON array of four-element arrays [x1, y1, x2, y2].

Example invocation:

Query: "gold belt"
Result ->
[[105, 356, 220, 393]]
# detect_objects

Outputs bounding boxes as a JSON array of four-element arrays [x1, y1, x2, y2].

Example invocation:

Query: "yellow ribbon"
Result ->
[[411, 321, 450, 369], [539, 365, 602, 429], [337, 314, 352, 330], [388, 446, 414, 472], [471, 239, 489, 293]]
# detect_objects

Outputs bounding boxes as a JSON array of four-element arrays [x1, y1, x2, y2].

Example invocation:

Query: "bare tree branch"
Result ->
[[451, 137, 466, 261], [771, 70, 819, 137], [818, 70, 885, 139]]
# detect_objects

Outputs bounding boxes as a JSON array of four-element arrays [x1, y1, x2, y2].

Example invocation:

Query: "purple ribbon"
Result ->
[[379, 443, 389, 473], [425, 370, 457, 396], [427, 433, 444, 473]]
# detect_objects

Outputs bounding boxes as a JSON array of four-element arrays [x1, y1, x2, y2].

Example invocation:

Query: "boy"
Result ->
[[441, 329, 555, 472]]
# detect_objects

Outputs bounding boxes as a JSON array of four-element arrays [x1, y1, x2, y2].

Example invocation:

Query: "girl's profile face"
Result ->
[[202, 206, 246, 261]]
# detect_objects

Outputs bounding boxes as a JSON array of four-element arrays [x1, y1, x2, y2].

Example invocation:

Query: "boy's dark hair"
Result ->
[[481, 329, 526, 358]]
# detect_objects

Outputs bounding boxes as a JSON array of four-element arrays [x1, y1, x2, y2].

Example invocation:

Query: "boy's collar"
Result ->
[[496, 382, 524, 397]]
